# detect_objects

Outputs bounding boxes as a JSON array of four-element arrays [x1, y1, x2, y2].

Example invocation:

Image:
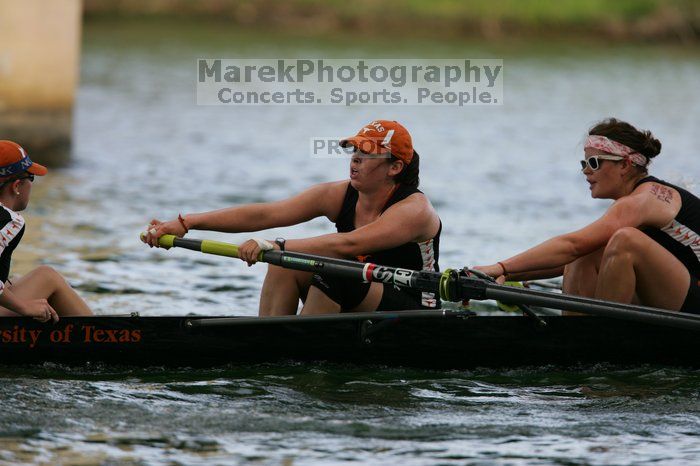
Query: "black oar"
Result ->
[[467, 268, 547, 327], [147, 234, 700, 331]]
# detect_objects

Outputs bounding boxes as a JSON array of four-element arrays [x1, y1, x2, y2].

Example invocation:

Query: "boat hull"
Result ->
[[0, 312, 693, 369]]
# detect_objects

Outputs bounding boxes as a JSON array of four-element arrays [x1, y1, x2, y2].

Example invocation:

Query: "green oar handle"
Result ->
[[143, 233, 405, 282], [173, 236, 240, 258], [140, 233, 266, 261]]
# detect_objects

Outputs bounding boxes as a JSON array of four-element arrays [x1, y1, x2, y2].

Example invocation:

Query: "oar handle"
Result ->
[[142, 233, 411, 282], [141, 233, 244, 259]]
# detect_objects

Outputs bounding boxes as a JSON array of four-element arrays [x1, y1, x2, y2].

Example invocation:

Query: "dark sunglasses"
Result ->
[[0, 173, 34, 189], [580, 155, 625, 171]]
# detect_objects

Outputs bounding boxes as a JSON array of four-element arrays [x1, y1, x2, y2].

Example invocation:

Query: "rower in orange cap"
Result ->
[[145, 120, 442, 315], [0, 141, 93, 321]]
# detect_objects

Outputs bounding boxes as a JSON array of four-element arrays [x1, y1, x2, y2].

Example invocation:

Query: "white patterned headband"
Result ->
[[584, 135, 649, 167]]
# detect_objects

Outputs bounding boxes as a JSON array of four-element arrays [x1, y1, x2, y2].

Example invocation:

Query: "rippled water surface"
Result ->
[[4, 19, 700, 465], [4, 363, 700, 465]]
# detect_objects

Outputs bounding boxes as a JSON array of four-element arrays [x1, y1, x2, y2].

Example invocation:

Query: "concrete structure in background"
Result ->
[[0, 0, 82, 166]]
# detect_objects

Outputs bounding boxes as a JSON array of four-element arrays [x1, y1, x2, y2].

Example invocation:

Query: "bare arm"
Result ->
[[498, 198, 643, 274], [236, 193, 441, 263], [0, 287, 58, 322], [284, 194, 439, 258], [144, 181, 349, 246], [476, 183, 679, 279], [185, 181, 348, 232], [504, 266, 565, 282]]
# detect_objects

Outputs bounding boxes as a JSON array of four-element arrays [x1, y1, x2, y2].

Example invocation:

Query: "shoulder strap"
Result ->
[[382, 184, 422, 212]]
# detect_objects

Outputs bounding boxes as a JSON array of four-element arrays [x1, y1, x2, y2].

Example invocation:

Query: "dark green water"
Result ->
[[2, 19, 700, 465], [3, 363, 700, 465]]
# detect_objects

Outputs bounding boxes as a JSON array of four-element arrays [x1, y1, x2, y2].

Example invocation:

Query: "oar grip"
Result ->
[[139, 232, 176, 248], [159, 234, 176, 249], [144, 233, 264, 260], [200, 239, 240, 258]]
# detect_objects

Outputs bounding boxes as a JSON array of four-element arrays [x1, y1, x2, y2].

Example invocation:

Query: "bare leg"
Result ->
[[561, 248, 604, 315], [595, 227, 690, 310], [300, 286, 341, 315], [563, 247, 604, 297], [1, 266, 92, 316], [301, 282, 383, 315], [347, 283, 383, 312], [258, 265, 312, 316]]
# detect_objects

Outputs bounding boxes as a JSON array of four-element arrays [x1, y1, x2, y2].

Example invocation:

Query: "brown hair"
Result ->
[[588, 118, 662, 167], [390, 151, 419, 188]]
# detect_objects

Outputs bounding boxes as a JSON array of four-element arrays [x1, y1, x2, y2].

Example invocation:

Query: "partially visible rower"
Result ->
[[0, 141, 94, 322], [476, 118, 700, 313]]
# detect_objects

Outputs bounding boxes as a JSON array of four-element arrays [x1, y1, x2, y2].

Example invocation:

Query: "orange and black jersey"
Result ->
[[334, 183, 441, 308]]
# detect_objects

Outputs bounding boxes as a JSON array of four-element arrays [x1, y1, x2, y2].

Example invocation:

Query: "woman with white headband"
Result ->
[[476, 118, 700, 313]]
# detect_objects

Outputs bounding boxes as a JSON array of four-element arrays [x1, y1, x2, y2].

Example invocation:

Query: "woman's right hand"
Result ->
[[142, 218, 187, 248], [19, 299, 59, 323], [472, 264, 507, 284]]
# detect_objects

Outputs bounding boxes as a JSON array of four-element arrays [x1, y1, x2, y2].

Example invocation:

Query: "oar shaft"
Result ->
[[151, 234, 700, 332], [188, 309, 465, 327], [164, 236, 370, 270], [484, 285, 700, 330], [156, 234, 436, 288]]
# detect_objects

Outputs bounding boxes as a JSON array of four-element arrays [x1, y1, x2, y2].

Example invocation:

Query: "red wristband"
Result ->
[[178, 214, 189, 234], [497, 261, 508, 276]]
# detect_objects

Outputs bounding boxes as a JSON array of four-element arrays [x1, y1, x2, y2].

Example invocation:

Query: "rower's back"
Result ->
[[636, 176, 700, 278], [0, 204, 25, 283]]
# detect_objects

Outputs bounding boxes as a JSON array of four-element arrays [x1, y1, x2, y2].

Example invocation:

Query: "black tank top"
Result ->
[[335, 183, 441, 307], [635, 176, 700, 277], [0, 205, 26, 282]]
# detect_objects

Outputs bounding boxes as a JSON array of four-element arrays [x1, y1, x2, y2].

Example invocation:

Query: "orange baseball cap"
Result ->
[[340, 120, 414, 164], [0, 140, 48, 178]]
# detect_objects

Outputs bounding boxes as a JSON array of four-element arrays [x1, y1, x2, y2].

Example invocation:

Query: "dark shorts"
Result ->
[[310, 273, 437, 312], [681, 275, 700, 314]]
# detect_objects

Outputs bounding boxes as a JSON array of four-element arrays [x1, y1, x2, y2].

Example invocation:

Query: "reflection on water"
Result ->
[[4, 19, 700, 465]]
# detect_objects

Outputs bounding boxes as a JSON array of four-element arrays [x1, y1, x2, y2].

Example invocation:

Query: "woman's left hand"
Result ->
[[237, 239, 278, 266], [143, 218, 186, 248]]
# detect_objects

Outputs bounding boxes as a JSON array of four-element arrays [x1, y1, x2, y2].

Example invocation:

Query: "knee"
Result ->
[[23, 265, 66, 291], [604, 227, 645, 257], [264, 264, 300, 288], [265, 264, 288, 279], [563, 261, 575, 277], [565, 256, 585, 275], [265, 265, 310, 287], [34, 265, 63, 284], [565, 249, 599, 276]]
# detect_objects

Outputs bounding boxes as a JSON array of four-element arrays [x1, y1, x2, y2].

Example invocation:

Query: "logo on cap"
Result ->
[[381, 129, 394, 149], [340, 120, 414, 164], [0, 140, 48, 177]]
